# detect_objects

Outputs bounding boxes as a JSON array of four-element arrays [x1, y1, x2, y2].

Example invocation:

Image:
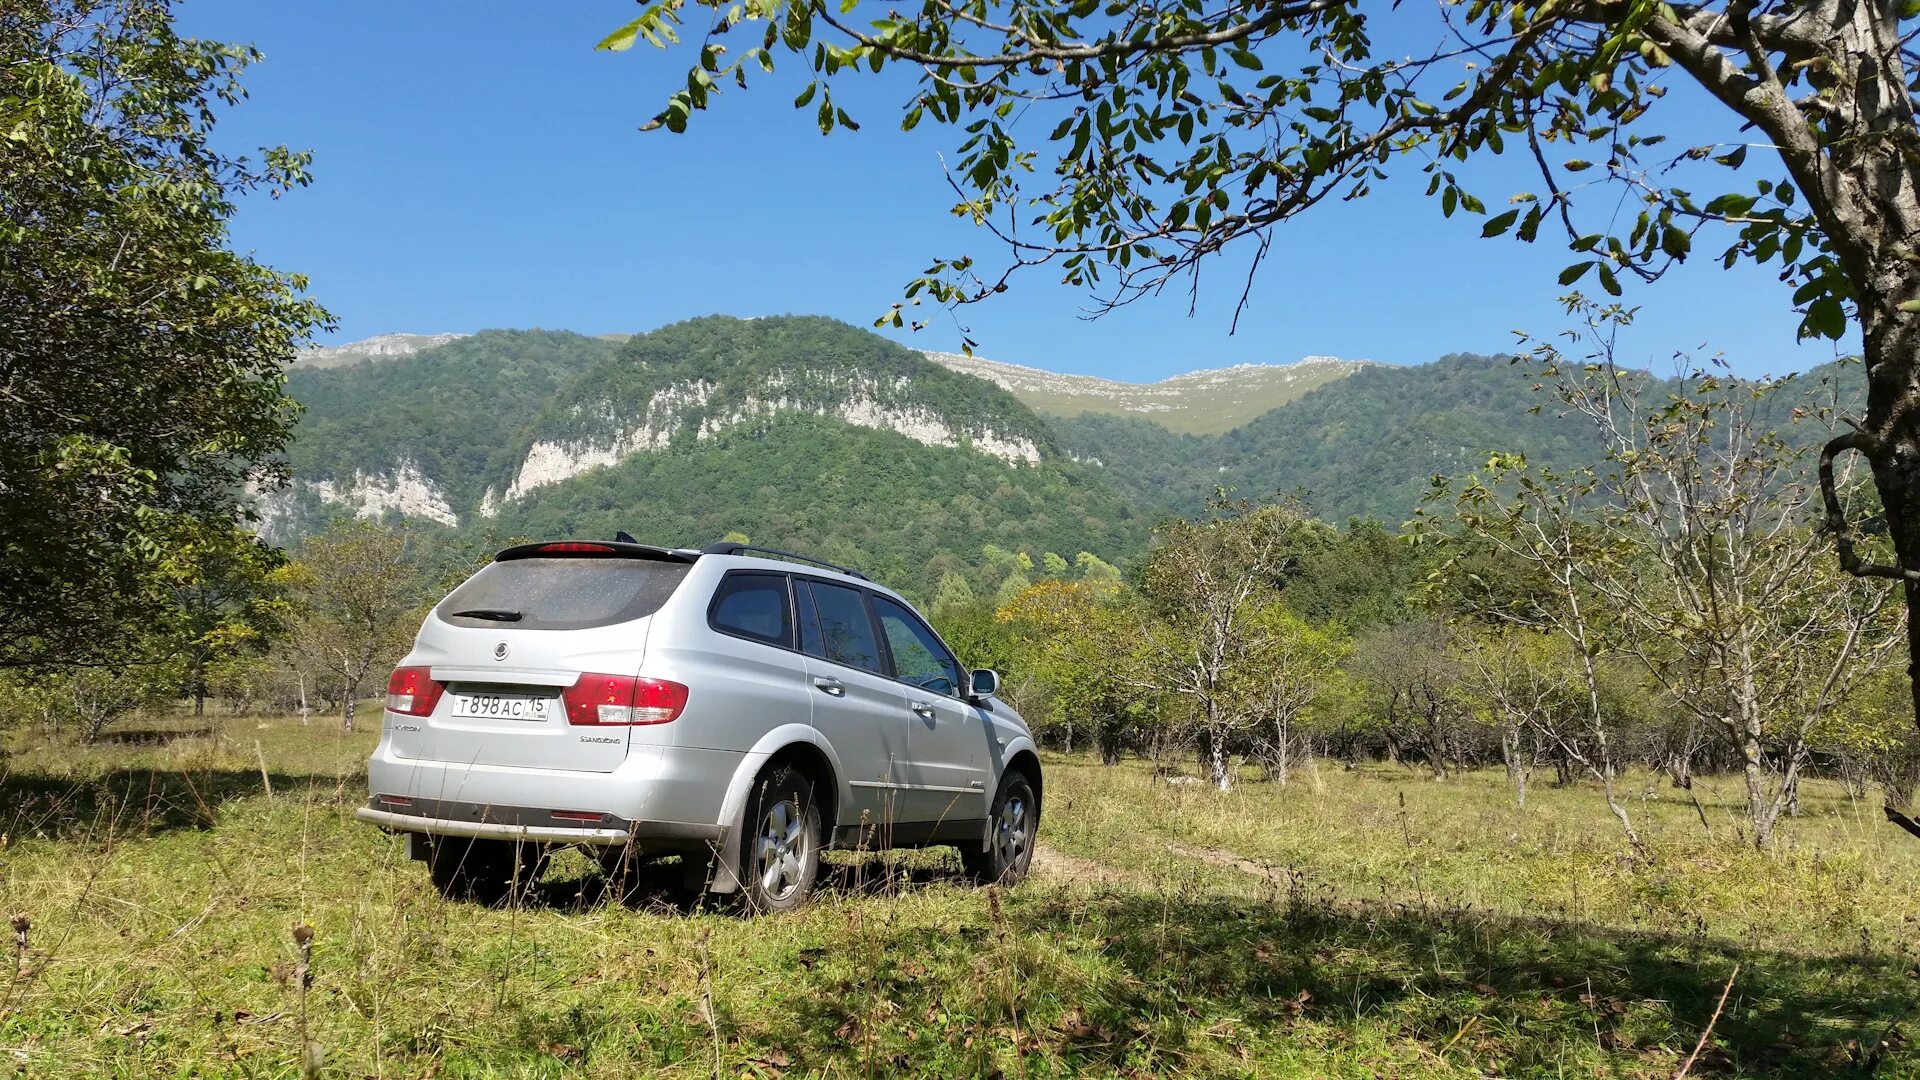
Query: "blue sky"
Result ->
[[177, 0, 1849, 381]]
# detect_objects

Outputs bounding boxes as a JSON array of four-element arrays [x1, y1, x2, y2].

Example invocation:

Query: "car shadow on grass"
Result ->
[[0, 767, 343, 841], [524, 853, 978, 915], [742, 888, 1920, 1077]]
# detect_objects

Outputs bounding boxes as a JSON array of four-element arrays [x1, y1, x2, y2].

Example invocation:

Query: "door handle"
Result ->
[[910, 701, 936, 720], [813, 676, 845, 697]]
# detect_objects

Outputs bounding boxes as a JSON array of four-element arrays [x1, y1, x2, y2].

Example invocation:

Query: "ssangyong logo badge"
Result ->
[[493, 642, 509, 661]]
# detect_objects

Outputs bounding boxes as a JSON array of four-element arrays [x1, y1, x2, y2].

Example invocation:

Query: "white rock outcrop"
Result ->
[[502, 376, 1042, 501], [296, 332, 469, 370], [308, 462, 460, 527]]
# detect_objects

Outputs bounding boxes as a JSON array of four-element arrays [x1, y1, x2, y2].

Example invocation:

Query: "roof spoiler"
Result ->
[[494, 541, 697, 563]]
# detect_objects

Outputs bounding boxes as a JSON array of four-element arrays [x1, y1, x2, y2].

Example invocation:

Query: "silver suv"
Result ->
[[357, 539, 1041, 911]]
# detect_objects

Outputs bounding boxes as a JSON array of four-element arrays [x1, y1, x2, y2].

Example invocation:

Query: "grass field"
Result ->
[[5, 715, 1920, 1077]]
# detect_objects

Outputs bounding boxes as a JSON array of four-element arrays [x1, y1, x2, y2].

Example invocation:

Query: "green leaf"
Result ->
[[1597, 264, 1622, 296], [1805, 295, 1846, 339], [1516, 205, 1543, 243], [1559, 261, 1594, 286], [597, 18, 646, 52], [794, 81, 816, 108], [1481, 208, 1520, 237]]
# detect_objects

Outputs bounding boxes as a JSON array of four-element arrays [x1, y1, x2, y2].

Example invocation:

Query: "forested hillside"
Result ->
[[1051, 353, 1862, 523], [285, 329, 620, 503], [274, 316, 1145, 596], [482, 413, 1143, 596]]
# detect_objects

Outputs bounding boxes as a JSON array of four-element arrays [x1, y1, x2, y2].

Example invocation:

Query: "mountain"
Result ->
[[265, 330, 624, 535], [266, 317, 1147, 597], [270, 321, 1859, 593], [1047, 353, 1598, 523], [1049, 352, 1863, 525], [923, 350, 1370, 435]]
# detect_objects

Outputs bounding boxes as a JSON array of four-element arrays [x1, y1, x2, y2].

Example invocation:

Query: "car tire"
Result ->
[[737, 765, 821, 914], [962, 771, 1038, 886], [427, 836, 546, 906]]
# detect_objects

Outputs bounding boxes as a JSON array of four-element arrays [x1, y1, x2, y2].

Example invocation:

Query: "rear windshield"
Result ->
[[436, 557, 692, 631]]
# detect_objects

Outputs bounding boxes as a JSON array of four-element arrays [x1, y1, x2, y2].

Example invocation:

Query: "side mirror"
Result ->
[[968, 669, 1000, 703]]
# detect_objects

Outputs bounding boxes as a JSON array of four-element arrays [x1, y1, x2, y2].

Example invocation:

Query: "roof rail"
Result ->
[[699, 541, 869, 581]]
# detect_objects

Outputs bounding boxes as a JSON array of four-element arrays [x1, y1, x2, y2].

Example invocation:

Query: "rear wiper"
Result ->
[[451, 608, 523, 622]]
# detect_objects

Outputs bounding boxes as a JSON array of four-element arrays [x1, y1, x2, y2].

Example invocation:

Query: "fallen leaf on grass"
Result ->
[[102, 1019, 152, 1040], [1059, 1012, 1099, 1039]]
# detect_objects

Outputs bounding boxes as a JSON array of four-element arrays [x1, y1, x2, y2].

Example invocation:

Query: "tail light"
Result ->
[[562, 673, 688, 725], [386, 666, 445, 717]]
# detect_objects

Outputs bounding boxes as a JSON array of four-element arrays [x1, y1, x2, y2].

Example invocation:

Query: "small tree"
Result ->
[[1140, 499, 1333, 790], [1354, 617, 1465, 781], [158, 522, 287, 719], [1429, 444, 1642, 845], [1453, 625, 1582, 809], [279, 522, 428, 733], [996, 578, 1159, 763], [1239, 605, 1346, 784]]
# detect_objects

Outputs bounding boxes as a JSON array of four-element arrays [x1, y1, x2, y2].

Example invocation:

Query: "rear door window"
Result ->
[[708, 572, 793, 648], [436, 557, 691, 631], [797, 580, 884, 674], [873, 597, 963, 698]]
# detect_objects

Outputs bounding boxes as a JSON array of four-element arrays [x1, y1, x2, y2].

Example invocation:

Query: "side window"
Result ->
[[800, 581, 884, 674], [873, 597, 963, 698], [708, 572, 792, 648]]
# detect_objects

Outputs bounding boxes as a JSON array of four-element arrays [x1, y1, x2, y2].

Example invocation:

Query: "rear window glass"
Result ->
[[709, 572, 792, 647], [436, 557, 692, 631]]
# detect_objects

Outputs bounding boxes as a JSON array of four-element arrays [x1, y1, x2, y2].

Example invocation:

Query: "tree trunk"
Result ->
[[342, 675, 358, 733], [1666, 751, 1694, 790], [1206, 731, 1232, 792], [1501, 726, 1529, 810], [1738, 722, 1773, 850], [1852, 250, 1920, 741]]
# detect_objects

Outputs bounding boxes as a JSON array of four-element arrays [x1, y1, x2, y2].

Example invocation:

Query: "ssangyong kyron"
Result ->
[[357, 539, 1041, 912]]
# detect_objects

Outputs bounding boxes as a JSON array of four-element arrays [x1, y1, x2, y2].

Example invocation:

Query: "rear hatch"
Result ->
[[388, 544, 694, 774]]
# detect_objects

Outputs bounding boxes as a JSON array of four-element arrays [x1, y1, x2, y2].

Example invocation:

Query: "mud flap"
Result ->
[[702, 831, 741, 894]]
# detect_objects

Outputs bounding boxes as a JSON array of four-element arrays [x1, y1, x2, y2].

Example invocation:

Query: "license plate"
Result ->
[[450, 693, 553, 721]]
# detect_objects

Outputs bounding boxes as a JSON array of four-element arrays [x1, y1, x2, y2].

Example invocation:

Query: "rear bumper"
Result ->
[[365, 739, 742, 831], [355, 804, 724, 846]]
